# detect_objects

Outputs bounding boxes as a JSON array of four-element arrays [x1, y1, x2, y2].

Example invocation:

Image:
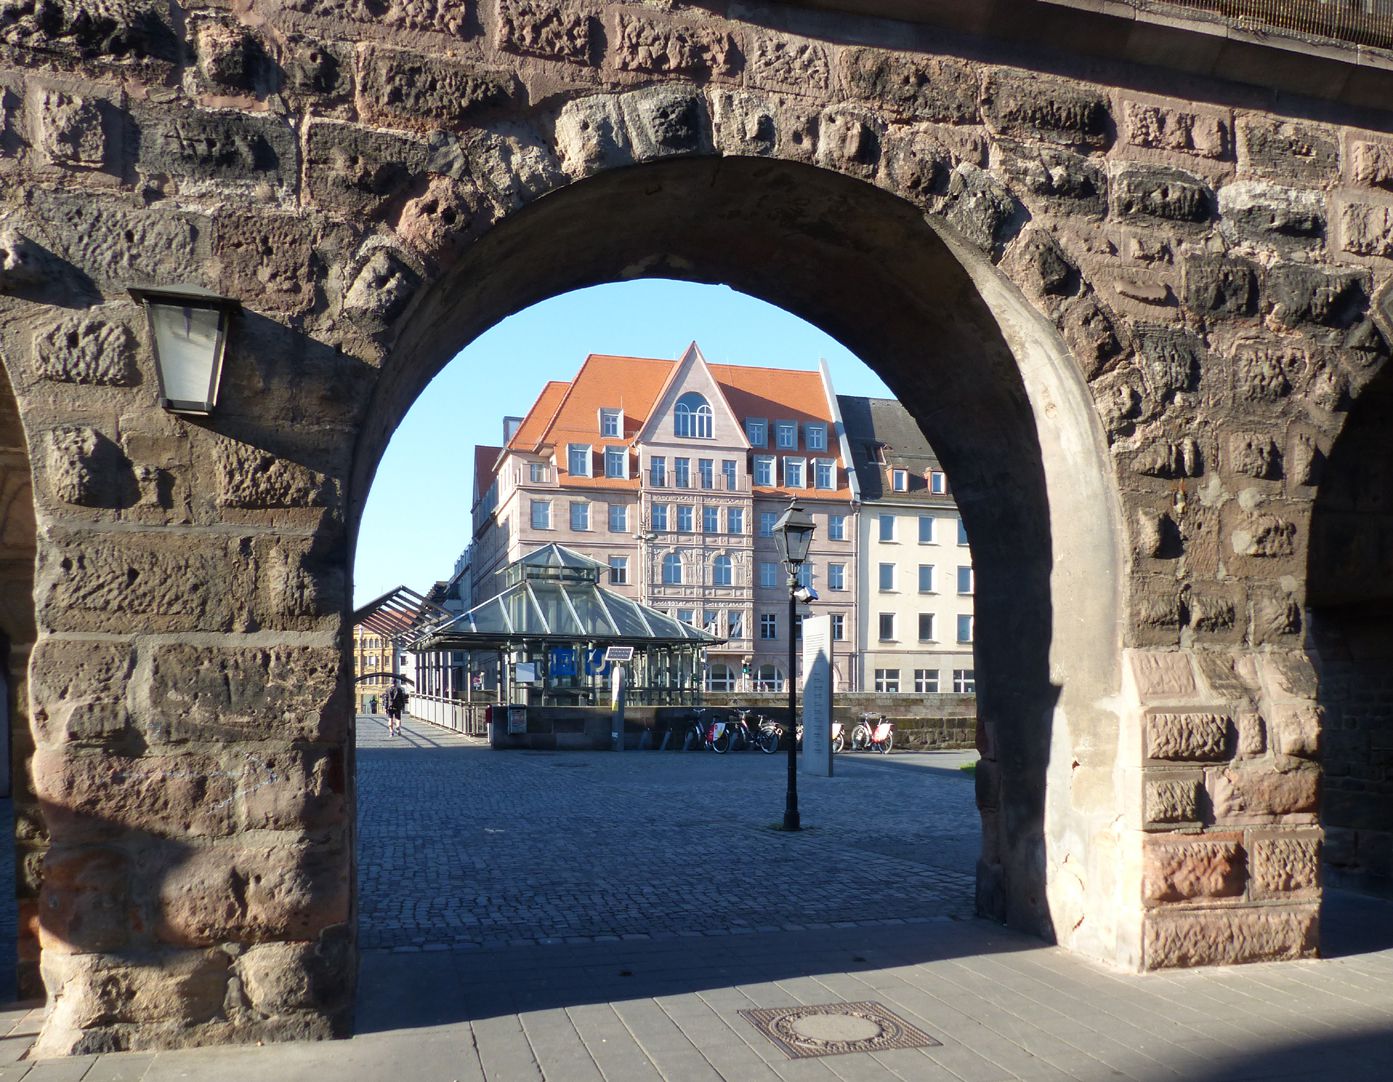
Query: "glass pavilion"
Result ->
[[411, 544, 723, 706]]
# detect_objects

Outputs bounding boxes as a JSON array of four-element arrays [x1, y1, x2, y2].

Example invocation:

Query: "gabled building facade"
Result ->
[[840, 396, 976, 696], [470, 344, 860, 692]]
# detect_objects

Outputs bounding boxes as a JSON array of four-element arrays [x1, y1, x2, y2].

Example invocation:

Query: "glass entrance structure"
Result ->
[[412, 544, 723, 706]]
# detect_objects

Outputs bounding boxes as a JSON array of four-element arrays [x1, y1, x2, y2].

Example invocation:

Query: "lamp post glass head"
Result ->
[[773, 500, 816, 571], [129, 286, 239, 415]]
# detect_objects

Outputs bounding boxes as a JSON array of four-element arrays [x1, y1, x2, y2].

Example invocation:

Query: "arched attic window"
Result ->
[[674, 392, 713, 439]]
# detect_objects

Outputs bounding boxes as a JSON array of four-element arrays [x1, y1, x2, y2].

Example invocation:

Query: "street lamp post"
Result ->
[[773, 499, 816, 832]]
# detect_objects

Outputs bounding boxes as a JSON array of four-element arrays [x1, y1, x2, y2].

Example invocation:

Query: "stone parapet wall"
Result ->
[[705, 692, 977, 749]]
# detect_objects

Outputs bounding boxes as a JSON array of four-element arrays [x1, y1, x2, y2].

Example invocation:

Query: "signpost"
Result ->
[[800, 615, 833, 777]]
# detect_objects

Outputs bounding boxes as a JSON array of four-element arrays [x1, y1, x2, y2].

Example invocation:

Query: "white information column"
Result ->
[[800, 614, 833, 778]]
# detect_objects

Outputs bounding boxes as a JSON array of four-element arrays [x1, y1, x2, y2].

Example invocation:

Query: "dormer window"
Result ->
[[600, 408, 622, 438], [775, 421, 797, 449], [892, 469, 908, 492], [806, 423, 827, 451], [746, 418, 767, 446], [674, 392, 713, 439]]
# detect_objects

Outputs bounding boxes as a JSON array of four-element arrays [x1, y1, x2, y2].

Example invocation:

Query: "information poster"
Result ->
[[800, 614, 833, 778]]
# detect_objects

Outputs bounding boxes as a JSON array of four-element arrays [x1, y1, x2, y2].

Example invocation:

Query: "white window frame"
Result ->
[[722, 459, 738, 490], [570, 501, 590, 531], [698, 458, 714, 489], [677, 505, 694, 533], [918, 564, 935, 593], [828, 514, 846, 541], [663, 553, 683, 585], [828, 563, 846, 591], [830, 613, 844, 641], [783, 457, 806, 488], [814, 459, 835, 490], [958, 519, 970, 546], [930, 470, 947, 494], [915, 669, 940, 694], [954, 669, 976, 694], [674, 457, 691, 488], [878, 562, 895, 592], [878, 514, 895, 542], [760, 613, 778, 639], [727, 610, 744, 638], [957, 614, 974, 643], [529, 462, 549, 483], [874, 668, 900, 693], [919, 515, 934, 544], [530, 499, 551, 530], [759, 562, 779, 588], [958, 565, 975, 594], [674, 393, 713, 439], [567, 444, 592, 477], [608, 504, 628, 533], [746, 418, 767, 447], [806, 423, 827, 451], [775, 421, 797, 449], [878, 613, 895, 641], [703, 506, 719, 534], [712, 554, 733, 586], [759, 511, 777, 537], [918, 613, 935, 641], [608, 556, 628, 584], [727, 507, 744, 534], [650, 456, 666, 487], [599, 408, 622, 438], [753, 455, 775, 486], [651, 504, 669, 531], [604, 445, 626, 479]]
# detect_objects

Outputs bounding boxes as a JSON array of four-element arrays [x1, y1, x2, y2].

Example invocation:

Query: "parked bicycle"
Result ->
[[683, 708, 711, 751], [794, 719, 846, 752], [850, 711, 895, 753]]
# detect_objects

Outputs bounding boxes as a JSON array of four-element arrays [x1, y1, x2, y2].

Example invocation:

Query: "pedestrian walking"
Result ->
[[385, 682, 407, 737]]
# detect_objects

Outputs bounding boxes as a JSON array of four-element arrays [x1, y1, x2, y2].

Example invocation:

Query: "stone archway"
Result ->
[[0, 0, 1381, 1055], [0, 361, 37, 1000]]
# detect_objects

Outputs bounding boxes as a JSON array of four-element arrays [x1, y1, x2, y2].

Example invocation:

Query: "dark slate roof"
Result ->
[[838, 395, 949, 505]]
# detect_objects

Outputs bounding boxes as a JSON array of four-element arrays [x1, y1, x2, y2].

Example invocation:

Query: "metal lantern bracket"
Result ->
[[129, 285, 240, 415]]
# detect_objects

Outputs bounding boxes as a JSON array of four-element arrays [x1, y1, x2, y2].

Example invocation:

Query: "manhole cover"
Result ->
[[739, 1001, 939, 1060]]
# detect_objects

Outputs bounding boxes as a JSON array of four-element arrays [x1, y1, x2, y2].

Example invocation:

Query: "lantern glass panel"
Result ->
[[148, 302, 226, 411]]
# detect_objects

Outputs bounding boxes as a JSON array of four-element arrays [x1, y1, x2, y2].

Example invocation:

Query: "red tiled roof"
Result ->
[[508, 380, 571, 452]]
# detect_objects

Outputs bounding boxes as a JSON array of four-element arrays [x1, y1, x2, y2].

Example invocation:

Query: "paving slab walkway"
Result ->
[[0, 715, 1388, 1079]]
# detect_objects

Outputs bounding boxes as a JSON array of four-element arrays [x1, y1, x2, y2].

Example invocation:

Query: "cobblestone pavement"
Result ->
[[356, 714, 981, 951]]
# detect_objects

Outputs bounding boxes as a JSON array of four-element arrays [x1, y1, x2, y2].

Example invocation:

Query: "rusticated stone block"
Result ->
[[1135, 508, 1179, 559], [213, 213, 318, 313], [1231, 342, 1297, 401], [1146, 712, 1229, 761], [1129, 651, 1197, 699], [1236, 713, 1266, 758], [31, 315, 136, 385], [1338, 200, 1393, 259], [1182, 254, 1255, 315], [1144, 777, 1201, 824], [283, 0, 466, 34], [942, 163, 1022, 253], [1258, 652, 1317, 701], [1123, 101, 1229, 159], [32, 88, 107, 167], [1289, 433, 1324, 486], [156, 844, 349, 947], [396, 174, 493, 266], [1131, 438, 1201, 478], [1250, 837, 1319, 895], [1143, 906, 1317, 967], [498, 0, 594, 63], [1228, 434, 1282, 480], [994, 139, 1108, 217], [1236, 118, 1337, 183], [555, 94, 631, 175], [981, 70, 1110, 148], [1143, 838, 1245, 903], [35, 530, 253, 633], [212, 441, 331, 509], [1192, 652, 1254, 701], [43, 426, 133, 508], [26, 190, 208, 288], [840, 48, 977, 123], [1190, 594, 1237, 636], [1219, 182, 1325, 243], [816, 106, 883, 179], [1252, 591, 1302, 643], [1264, 264, 1368, 330], [357, 46, 522, 129], [1211, 764, 1319, 818], [1271, 703, 1321, 759], [343, 248, 420, 323], [237, 942, 320, 1015], [750, 35, 830, 92], [36, 949, 230, 1054], [31, 748, 237, 840], [134, 106, 296, 189], [1134, 327, 1200, 402], [238, 749, 345, 831], [1351, 140, 1393, 190], [1062, 294, 1122, 379], [303, 120, 429, 218], [619, 86, 712, 160], [1230, 514, 1296, 558], [1112, 165, 1213, 223], [611, 12, 737, 76], [38, 847, 131, 953], [29, 639, 133, 745], [283, 35, 352, 100], [145, 644, 345, 744]]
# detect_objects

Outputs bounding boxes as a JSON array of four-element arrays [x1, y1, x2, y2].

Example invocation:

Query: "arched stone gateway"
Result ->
[[0, 0, 1384, 1056]]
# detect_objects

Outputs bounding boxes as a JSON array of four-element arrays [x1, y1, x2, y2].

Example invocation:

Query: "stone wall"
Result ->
[[0, 0, 1384, 1055], [706, 692, 977, 749]]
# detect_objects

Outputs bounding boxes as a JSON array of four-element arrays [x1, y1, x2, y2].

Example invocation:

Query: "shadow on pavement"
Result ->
[[1321, 887, 1393, 957], [354, 919, 1031, 1035], [1188, 1024, 1393, 1082]]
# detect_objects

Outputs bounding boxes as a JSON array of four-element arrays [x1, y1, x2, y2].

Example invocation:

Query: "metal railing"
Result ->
[[1160, 0, 1393, 49], [406, 694, 491, 737]]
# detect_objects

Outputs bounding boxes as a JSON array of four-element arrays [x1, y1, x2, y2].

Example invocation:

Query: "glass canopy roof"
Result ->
[[414, 543, 723, 651]]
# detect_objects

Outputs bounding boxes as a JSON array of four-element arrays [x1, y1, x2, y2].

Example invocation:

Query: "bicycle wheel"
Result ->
[[832, 733, 844, 753], [851, 723, 870, 751], [757, 726, 780, 754], [877, 731, 894, 754], [711, 729, 731, 754]]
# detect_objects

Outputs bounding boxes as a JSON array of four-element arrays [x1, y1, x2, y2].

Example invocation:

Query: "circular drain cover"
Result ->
[[790, 1013, 883, 1042]]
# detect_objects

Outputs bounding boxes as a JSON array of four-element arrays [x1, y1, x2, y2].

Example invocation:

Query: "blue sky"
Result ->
[[354, 279, 892, 606]]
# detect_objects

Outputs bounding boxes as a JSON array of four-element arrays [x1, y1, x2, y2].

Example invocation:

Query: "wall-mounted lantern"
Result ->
[[128, 286, 240, 415]]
